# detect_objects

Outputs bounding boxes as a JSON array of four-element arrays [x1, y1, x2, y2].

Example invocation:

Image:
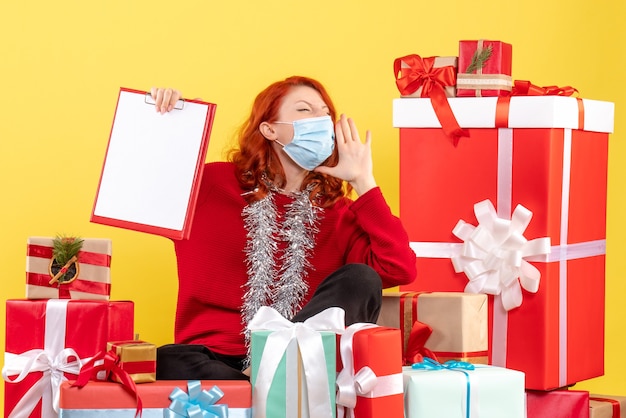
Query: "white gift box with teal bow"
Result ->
[[403, 359, 525, 418], [248, 306, 344, 418]]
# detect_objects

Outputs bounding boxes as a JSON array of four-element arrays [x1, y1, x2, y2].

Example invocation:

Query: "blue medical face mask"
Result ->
[[273, 115, 336, 170]]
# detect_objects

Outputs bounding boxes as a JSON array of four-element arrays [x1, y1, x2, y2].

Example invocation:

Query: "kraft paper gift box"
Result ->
[[59, 380, 251, 418], [249, 306, 343, 418], [106, 340, 157, 384], [336, 324, 403, 418], [377, 291, 488, 364], [2, 299, 134, 418], [393, 96, 614, 390], [526, 389, 590, 418], [26, 237, 112, 300], [394, 55, 458, 98], [456, 39, 512, 97], [403, 361, 525, 418], [590, 395, 626, 418]]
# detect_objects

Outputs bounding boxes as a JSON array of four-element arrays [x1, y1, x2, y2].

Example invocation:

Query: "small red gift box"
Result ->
[[107, 340, 157, 383], [336, 324, 403, 418], [526, 389, 590, 418], [2, 299, 134, 418], [456, 39, 512, 97], [26, 237, 112, 300], [393, 95, 613, 390], [590, 395, 626, 418], [59, 380, 251, 417]]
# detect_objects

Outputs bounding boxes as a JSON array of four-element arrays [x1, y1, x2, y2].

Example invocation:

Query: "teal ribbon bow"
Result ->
[[163, 381, 228, 418], [412, 357, 475, 371], [412, 358, 475, 418]]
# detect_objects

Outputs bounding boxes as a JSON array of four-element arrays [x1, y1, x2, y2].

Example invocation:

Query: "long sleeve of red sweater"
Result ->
[[171, 162, 416, 355]]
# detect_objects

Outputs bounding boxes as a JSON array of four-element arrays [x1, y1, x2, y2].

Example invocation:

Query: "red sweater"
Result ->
[[172, 162, 416, 356]]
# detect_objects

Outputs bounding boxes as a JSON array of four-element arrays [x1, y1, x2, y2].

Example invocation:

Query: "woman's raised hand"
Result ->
[[150, 87, 183, 114], [314, 114, 377, 196]]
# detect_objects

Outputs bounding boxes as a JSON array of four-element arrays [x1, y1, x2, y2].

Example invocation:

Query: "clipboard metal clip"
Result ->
[[144, 93, 185, 110]]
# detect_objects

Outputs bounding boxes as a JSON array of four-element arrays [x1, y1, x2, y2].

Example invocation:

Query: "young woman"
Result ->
[[151, 76, 416, 380]]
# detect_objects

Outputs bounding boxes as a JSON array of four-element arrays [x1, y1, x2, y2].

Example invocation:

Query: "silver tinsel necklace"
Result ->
[[241, 181, 322, 348]]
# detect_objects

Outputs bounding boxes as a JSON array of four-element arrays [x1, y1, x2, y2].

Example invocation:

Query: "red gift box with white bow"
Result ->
[[393, 95, 614, 390], [2, 299, 134, 418], [336, 324, 404, 418]]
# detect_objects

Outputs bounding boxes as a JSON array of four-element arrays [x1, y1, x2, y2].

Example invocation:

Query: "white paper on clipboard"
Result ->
[[91, 88, 216, 239]]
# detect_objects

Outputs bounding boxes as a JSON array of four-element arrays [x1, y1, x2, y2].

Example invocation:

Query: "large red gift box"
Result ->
[[336, 324, 403, 418], [456, 39, 512, 97], [2, 299, 134, 418], [59, 380, 251, 418], [393, 96, 614, 390], [526, 389, 590, 418], [26, 237, 112, 300]]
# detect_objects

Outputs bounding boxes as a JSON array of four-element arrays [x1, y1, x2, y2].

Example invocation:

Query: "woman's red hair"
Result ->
[[228, 76, 349, 207]]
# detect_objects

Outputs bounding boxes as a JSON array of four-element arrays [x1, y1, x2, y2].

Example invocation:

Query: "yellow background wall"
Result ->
[[1, 0, 624, 407]]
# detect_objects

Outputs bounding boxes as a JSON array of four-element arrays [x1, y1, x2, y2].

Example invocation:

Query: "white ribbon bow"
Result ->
[[247, 306, 346, 418], [451, 199, 551, 311], [3, 348, 83, 418]]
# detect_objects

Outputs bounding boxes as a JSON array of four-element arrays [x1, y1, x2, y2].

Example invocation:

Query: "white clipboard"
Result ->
[[91, 87, 217, 240]]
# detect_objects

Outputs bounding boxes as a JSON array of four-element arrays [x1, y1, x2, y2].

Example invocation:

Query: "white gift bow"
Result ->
[[2, 300, 87, 418], [3, 348, 83, 418], [451, 199, 552, 311], [336, 323, 403, 418], [247, 306, 346, 418]]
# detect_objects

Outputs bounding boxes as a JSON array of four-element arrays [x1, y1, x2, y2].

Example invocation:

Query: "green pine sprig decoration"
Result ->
[[465, 44, 493, 73], [52, 235, 84, 266]]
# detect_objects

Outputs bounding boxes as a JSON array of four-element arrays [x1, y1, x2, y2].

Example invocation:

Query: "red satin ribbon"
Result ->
[[394, 54, 469, 145], [73, 350, 143, 417], [26, 272, 111, 296], [508, 80, 578, 97], [404, 320, 439, 365], [26, 244, 111, 267], [399, 291, 426, 352], [590, 397, 621, 418], [114, 360, 156, 375], [27, 244, 112, 267], [496, 80, 584, 130]]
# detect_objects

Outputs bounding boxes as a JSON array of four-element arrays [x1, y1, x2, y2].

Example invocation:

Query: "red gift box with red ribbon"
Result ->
[[456, 39, 512, 97], [26, 237, 112, 300], [526, 389, 590, 418], [2, 299, 134, 418], [393, 93, 613, 390], [336, 324, 403, 418]]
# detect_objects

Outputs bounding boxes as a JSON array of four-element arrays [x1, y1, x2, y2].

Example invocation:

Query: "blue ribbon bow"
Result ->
[[163, 381, 228, 418], [412, 358, 475, 418], [411, 357, 475, 371]]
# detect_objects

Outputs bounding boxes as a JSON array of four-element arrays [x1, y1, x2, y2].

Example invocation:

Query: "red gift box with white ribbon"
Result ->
[[393, 94, 614, 390], [2, 299, 134, 418], [336, 324, 404, 418]]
